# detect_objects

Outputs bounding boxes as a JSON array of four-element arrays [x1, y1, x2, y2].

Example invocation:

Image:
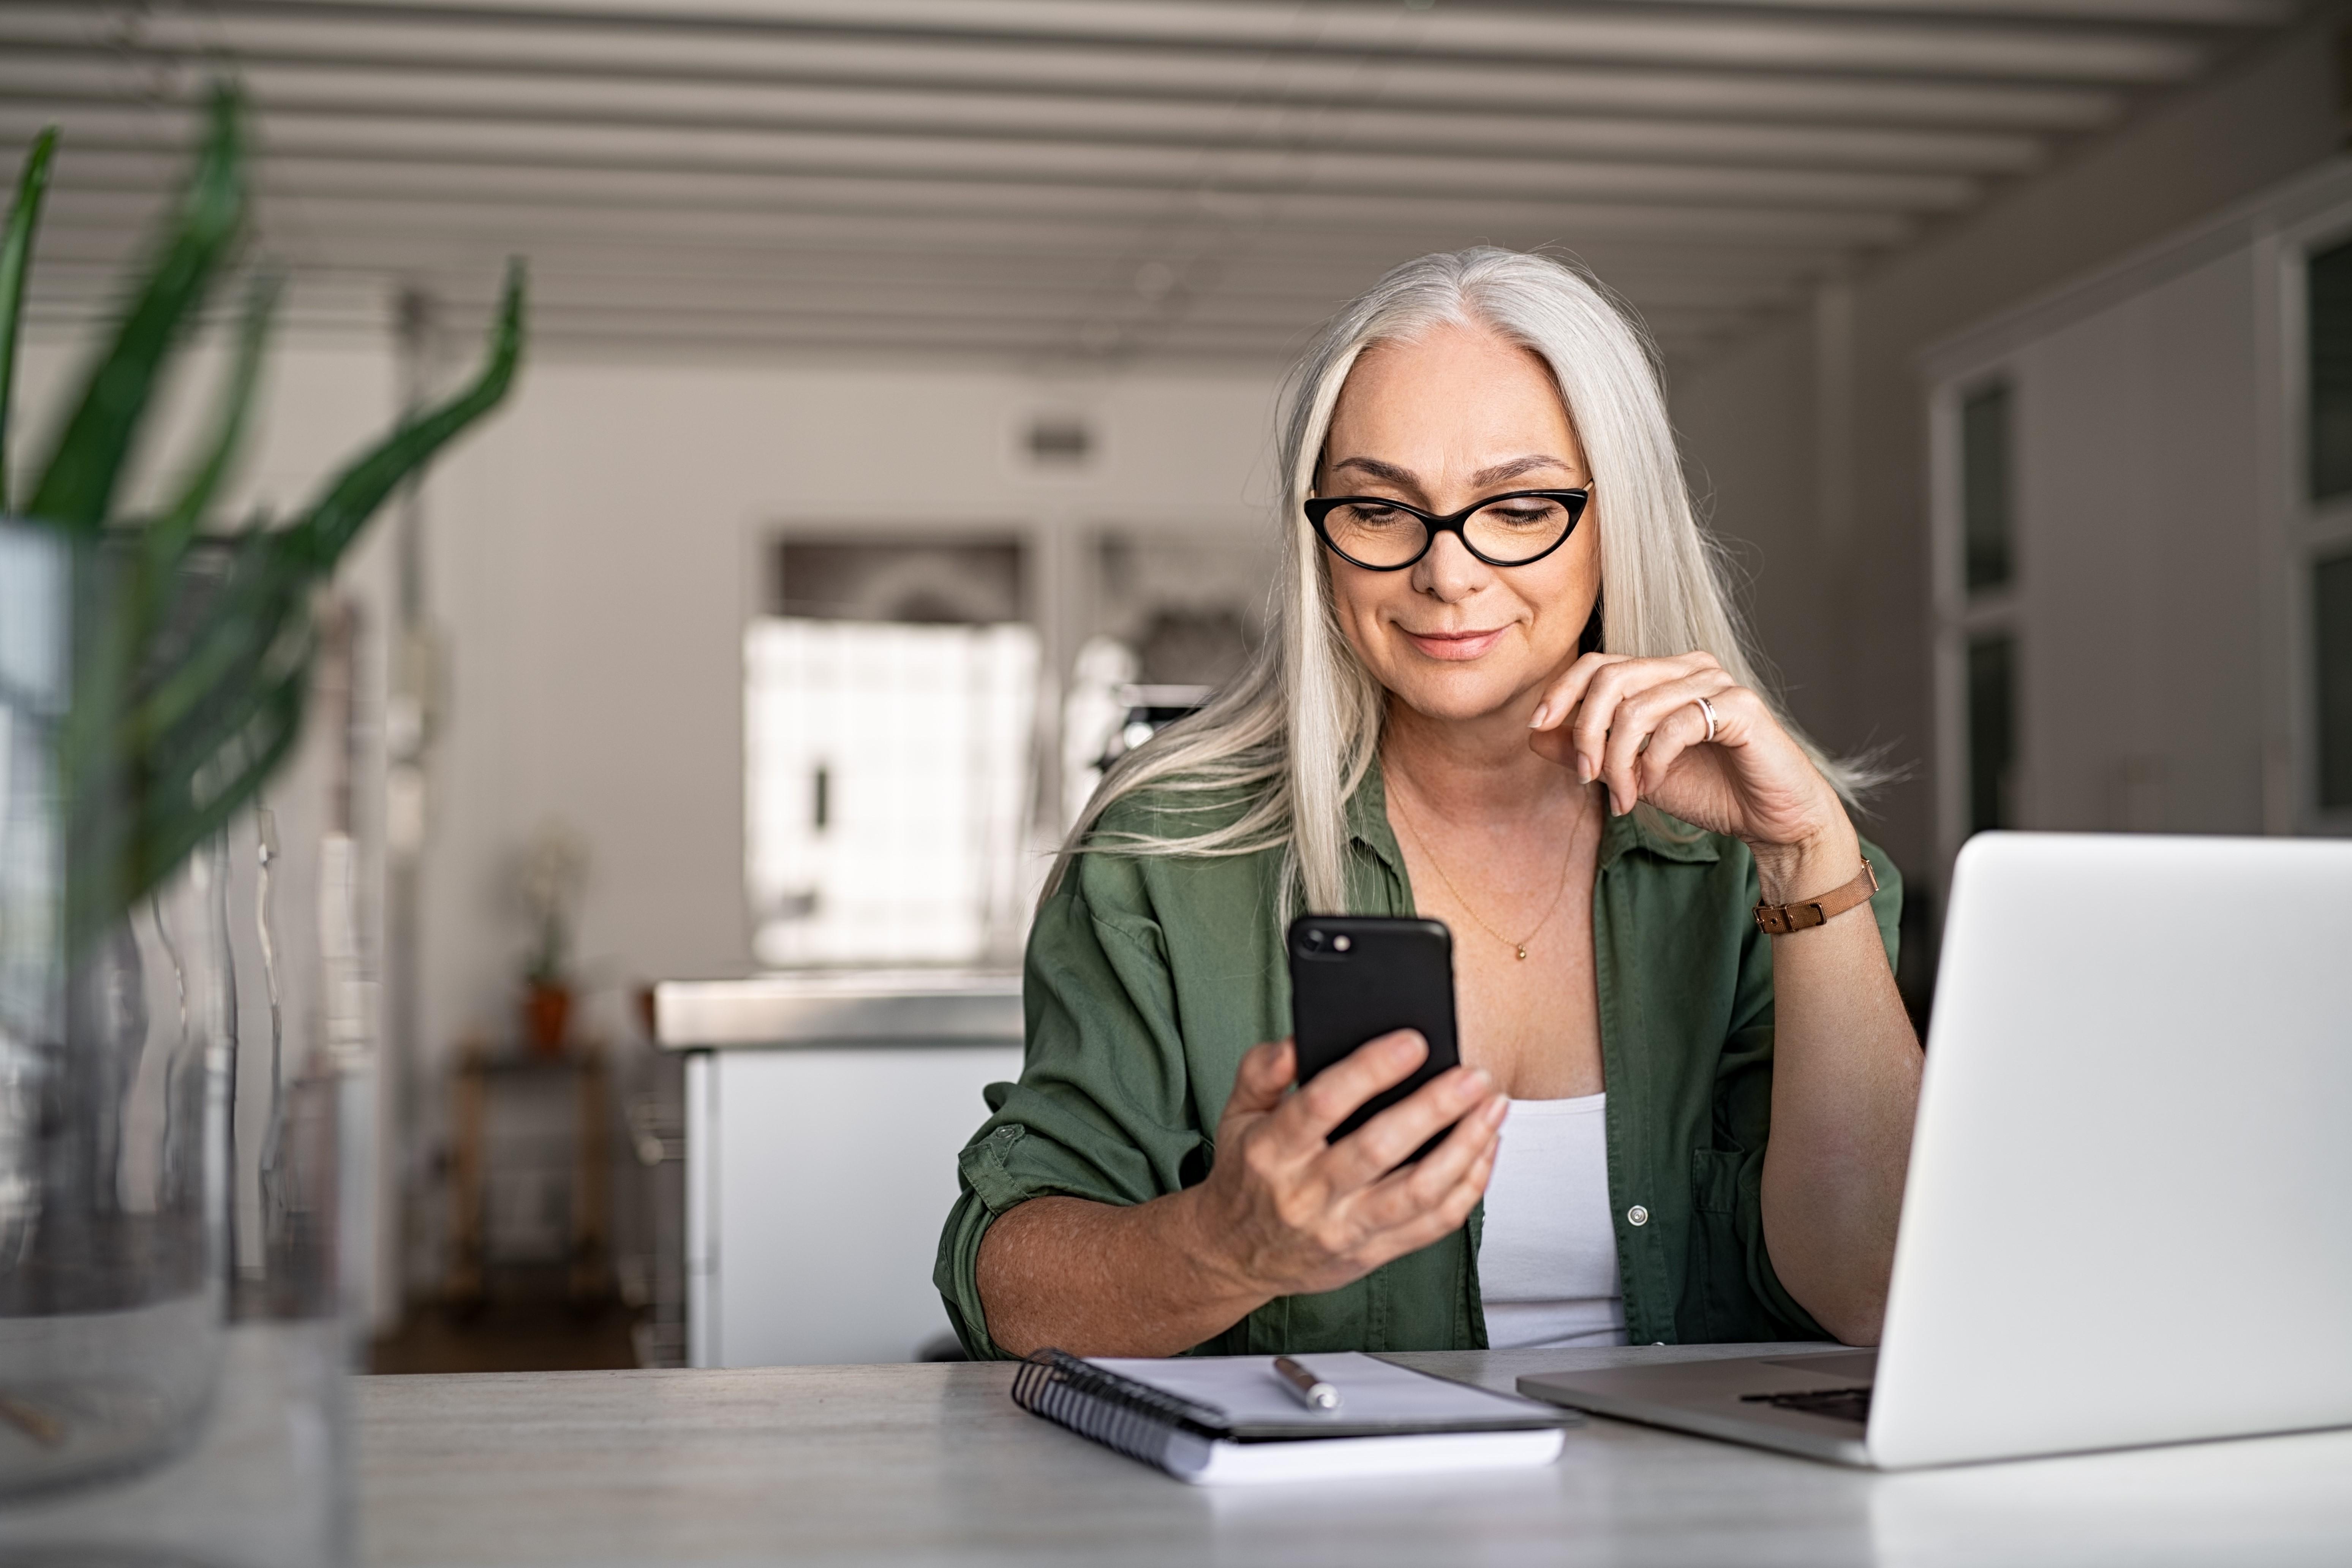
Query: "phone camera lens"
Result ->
[[1304, 929, 1325, 950], [1332, 934, 1352, 952]]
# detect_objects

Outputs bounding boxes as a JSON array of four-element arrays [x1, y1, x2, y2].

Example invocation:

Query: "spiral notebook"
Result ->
[[1011, 1350, 1576, 1485]]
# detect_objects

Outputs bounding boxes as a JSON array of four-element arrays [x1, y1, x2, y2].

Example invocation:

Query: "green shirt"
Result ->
[[934, 759, 1901, 1358]]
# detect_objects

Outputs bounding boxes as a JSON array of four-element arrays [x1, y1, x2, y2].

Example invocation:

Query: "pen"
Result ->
[[1272, 1356, 1342, 1412]]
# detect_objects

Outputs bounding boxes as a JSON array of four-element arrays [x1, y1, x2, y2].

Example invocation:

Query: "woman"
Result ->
[[935, 248, 1921, 1359]]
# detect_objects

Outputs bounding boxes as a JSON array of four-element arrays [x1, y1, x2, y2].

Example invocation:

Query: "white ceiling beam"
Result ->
[[2, 108, 1983, 214], [1622, 0, 2289, 22], [0, 2, 2197, 99], [0, 61, 2055, 175], [220, 0, 2213, 84], [0, 21, 2132, 133], [27, 142, 1923, 246], [29, 182, 1860, 279], [11, 262, 1753, 342], [0, 277, 1749, 348], [9, 228, 1810, 314], [0, 12, 2139, 135]]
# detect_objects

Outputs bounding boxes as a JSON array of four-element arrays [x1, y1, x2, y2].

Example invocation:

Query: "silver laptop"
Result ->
[[1520, 831, 2352, 1469]]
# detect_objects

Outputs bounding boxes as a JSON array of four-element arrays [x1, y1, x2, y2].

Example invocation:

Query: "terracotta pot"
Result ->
[[524, 982, 572, 1057]]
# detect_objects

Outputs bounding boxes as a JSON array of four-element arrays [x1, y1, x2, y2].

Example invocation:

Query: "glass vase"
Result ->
[[0, 517, 367, 1565]]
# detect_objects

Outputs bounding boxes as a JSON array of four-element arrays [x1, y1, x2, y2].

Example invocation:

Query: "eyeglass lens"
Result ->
[[1321, 495, 1575, 568]]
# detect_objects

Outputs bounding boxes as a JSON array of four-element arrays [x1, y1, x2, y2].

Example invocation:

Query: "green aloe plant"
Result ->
[[0, 87, 526, 956]]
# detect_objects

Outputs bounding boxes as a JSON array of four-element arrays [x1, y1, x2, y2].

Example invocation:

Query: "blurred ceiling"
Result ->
[[0, 0, 2313, 368]]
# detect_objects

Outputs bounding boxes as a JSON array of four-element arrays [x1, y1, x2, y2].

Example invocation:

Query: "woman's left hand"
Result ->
[[1527, 651, 1853, 889]]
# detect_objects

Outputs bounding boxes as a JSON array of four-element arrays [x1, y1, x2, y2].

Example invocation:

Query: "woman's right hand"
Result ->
[[1188, 1033, 1508, 1301]]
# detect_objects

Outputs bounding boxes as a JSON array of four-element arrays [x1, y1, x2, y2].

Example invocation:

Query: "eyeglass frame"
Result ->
[[1302, 487, 1591, 571]]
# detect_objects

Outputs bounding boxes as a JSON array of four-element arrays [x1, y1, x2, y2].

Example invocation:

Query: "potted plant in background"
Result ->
[[0, 88, 524, 1565], [517, 820, 589, 1056]]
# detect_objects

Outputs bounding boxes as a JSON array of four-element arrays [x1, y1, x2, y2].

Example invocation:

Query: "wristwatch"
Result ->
[[1753, 857, 1879, 936]]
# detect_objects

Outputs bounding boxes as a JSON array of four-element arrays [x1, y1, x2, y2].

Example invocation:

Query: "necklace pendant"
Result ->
[[1515, 945, 1528, 960]]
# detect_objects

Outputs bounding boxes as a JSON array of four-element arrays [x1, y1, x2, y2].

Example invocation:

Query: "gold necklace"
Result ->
[[1389, 784, 1581, 961]]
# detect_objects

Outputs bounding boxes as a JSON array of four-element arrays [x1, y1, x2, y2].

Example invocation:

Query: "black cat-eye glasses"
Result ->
[[1304, 488, 1590, 571]]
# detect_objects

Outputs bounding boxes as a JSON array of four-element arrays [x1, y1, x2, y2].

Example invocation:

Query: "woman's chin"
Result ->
[[1383, 667, 1536, 727]]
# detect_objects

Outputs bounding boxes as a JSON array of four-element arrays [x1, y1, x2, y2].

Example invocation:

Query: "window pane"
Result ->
[[2317, 550, 2352, 811], [2311, 238, 2352, 503], [1967, 633, 2017, 835], [1961, 382, 2012, 594], [746, 618, 1039, 966]]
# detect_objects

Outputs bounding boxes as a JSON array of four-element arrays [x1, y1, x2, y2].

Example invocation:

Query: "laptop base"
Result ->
[[1518, 1348, 1876, 1468]]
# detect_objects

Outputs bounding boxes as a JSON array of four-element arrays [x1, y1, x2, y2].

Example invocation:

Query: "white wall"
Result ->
[[415, 355, 1282, 1062]]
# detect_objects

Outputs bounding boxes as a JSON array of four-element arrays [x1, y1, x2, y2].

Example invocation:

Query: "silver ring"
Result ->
[[1696, 695, 1719, 743]]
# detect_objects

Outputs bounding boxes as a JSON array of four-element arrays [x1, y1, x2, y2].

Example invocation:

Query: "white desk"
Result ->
[[359, 1344, 2352, 1566]]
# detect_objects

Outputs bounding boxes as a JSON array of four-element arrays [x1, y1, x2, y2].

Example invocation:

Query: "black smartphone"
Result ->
[[1286, 915, 1461, 1153]]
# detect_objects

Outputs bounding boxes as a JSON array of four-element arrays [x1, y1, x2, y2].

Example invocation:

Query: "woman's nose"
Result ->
[[1411, 528, 1489, 600]]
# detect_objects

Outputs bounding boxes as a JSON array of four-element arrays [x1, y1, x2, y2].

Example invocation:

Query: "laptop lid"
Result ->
[[1868, 833, 2352, 1469]]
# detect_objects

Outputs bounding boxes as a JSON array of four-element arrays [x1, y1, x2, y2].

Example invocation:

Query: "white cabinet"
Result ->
[[658, 973, 1022, 1367]]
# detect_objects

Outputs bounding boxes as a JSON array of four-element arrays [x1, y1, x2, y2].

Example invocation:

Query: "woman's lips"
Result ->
[[1400, 626, 1508, 661]]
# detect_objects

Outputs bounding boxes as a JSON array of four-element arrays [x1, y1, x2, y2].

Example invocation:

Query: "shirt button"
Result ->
[[1627, 1204, 1650, 1227]]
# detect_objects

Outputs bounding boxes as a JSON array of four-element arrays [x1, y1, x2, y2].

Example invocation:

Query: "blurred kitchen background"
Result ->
[[1, 0, 2345, 1373]]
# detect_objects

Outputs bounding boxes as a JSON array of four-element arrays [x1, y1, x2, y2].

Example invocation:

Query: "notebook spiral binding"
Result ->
[[1011, 1349, 1224, 1471]]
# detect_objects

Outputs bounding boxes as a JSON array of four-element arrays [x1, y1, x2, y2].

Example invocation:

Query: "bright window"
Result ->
[[746, 618, 1038, 967]]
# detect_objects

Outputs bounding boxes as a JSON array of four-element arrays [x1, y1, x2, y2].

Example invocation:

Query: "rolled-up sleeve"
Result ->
[[934, 849, 1211, 1359], [1708, 839, 1903, 1342]]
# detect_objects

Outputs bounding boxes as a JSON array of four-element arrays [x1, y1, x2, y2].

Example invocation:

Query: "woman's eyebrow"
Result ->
[[1469, 454, 1577, 487], [1328, 455, 1421, 488]]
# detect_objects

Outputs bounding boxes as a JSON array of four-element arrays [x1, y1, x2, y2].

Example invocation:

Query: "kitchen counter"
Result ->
[[652, 970, 1023, 1366], [652, 970, 1022, 1050]]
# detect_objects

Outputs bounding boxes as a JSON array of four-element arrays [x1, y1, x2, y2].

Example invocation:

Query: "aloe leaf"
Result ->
[[119, 534, 305, 753], [291, 257, 525, 569], [26, 86, 246, 535], [0, 124, 58, 510], [136, 662, 310, 901], [55, 526, 285, 840], [58, 277, 285, 832], [63, 556, 312, 925], [148, 267, 279, 571], [128, 580, 307, 767], [66, 656, 310, 953], [134, 613, 312, 821]]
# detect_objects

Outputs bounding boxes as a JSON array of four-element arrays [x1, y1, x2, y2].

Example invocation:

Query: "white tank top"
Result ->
[[1476, 1092, 1630, 1350]]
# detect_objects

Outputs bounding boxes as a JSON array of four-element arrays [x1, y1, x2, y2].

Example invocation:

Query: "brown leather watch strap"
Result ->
[[1753, 857, 1880, 936]]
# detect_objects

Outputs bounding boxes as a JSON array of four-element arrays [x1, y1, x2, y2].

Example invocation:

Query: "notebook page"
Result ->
[[1088, 1352, 1552, 1431]]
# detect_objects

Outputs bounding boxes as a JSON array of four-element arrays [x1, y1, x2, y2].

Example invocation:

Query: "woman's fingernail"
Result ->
[[1528, 703, 1548, 729], [1577, 753, 1595, 782], [1483, 1096, 1509, 1125]]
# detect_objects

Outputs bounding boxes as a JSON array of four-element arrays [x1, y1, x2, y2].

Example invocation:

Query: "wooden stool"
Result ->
[[446, 1042, 610, 1309]]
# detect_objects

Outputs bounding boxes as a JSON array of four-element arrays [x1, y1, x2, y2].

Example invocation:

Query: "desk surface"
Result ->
[[359, 1344, 2352, 1568]]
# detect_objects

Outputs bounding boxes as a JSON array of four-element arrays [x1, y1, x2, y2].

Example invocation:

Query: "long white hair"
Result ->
[[1054, 246, 1858, 915]]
